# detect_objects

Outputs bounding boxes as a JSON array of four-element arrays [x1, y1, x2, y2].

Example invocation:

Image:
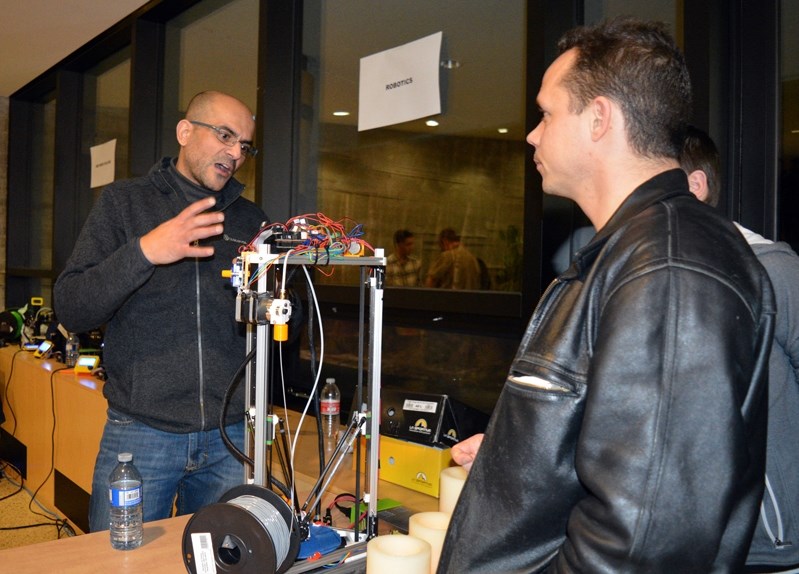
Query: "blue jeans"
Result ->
[[89, 407, 245, 532]]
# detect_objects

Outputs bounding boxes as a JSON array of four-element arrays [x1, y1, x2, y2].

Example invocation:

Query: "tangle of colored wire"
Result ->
[[241, 213, 375, 288]]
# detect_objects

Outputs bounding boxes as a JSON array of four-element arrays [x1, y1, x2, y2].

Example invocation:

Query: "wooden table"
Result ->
[[0, 514, 191, 573], [0, 417, 436, 573], [0, 346, 107, 532], [1, 347, 440, 572]]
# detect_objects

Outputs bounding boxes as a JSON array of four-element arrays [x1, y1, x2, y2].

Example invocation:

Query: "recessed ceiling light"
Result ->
[[333, 111, 350, 117], [426, 119, 439, 127], [497, 128, 509, 134]]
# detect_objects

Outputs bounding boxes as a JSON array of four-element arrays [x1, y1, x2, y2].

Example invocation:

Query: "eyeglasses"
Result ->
[[189, 120, 258, 158]]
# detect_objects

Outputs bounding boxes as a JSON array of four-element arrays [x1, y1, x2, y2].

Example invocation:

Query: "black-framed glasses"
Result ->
[[189, 120, 258, 158]]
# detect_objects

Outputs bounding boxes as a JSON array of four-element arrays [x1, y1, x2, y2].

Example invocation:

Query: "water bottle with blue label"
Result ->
[[109, 452, 143, 550]]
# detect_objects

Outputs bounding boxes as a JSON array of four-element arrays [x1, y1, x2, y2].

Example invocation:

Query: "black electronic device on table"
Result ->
[[380, 388, 490, 448]]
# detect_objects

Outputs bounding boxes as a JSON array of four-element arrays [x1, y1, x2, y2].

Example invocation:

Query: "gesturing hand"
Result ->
[[139, 197, 224, 265]]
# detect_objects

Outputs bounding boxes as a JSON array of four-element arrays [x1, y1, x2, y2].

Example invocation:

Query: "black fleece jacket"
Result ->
[[54, 158, 267, 433]]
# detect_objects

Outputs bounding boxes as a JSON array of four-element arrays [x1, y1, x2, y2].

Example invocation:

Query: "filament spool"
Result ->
[[182, 484, 300, 574]]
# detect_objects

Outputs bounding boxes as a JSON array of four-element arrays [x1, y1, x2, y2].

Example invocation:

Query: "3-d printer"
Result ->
[[183, 216, 386, 574]]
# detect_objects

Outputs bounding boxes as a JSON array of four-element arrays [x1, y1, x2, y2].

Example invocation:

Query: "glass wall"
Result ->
[[29, 99, 56, 275], [300, 0, 527, 293], [86, 49, 131, 202], [9, 96, 57, 307], [161, 0, 259, 201], [290, 0, 529, 415], [780, 0, 799, 250], [584, 0, 678, 28]]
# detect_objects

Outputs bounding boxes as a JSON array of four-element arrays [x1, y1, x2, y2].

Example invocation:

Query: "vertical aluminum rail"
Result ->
[[366, 265, 384, 535], [253, 247, 273, 487], [243, 323, 254, 482], [247, 248, 385, 537]]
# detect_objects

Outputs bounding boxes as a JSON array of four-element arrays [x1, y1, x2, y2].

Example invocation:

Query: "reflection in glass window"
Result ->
[[291, 317, 512, 418], [290, 1, 528, 419], [162, 0, 259, 200], [301, 0, 527, 292], [780, 0, 799, 250], [24, 97, 57, 304], [87, 49, 131, 202], [584, 0, 677, 28]]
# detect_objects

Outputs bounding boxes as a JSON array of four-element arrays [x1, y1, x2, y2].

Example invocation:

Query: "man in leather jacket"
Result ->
[[437, 18, 775, 573]]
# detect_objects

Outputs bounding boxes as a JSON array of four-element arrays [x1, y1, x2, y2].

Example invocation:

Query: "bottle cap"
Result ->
[[118, 452, 133, 463], [326, 377, 335, 384]]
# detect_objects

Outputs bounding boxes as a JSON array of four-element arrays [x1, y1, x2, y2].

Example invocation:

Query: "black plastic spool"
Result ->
[[182, 484, 301, 574]]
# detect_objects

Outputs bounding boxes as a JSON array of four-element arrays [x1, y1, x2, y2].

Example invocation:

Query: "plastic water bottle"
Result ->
[[321, 378, 341, 452], [109, 452, 143, 550], [65, 333, 80, 367]]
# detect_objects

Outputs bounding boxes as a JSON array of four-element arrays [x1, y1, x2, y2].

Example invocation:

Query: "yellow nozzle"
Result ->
[[273, 324, 288, 342]]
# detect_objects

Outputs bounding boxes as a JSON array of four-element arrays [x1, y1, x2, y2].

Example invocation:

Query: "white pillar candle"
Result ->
[[439, 466, 468, 515], [366, 534, 431, 574], [408, 511, 451, 574]]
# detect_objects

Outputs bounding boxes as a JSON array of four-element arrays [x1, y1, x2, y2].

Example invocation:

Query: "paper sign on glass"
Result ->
[[90, 139, 117, 188], [358, 31, 442, 132]]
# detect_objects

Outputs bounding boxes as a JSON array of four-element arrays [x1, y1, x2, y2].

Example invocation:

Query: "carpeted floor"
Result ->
[[0, 463, 75, 550]]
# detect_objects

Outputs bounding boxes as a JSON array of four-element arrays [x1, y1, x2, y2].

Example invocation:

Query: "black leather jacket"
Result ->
[[438, 170, 775, 573]]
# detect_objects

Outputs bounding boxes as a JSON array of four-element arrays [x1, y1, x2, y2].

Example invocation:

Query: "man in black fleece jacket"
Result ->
[[54, 91, 267, 531]]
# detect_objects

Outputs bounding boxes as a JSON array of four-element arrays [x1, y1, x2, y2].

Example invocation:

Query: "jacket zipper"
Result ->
[[761, 474, 790, 548], [195, 257, 206, 429]]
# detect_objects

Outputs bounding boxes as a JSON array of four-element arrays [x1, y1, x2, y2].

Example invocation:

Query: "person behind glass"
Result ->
[[386, 229, 421, 286], [437, 18, 775, 573], [424, 227, 481, 290], [680, 125, 799, 573], [53, 91, 266, 532]]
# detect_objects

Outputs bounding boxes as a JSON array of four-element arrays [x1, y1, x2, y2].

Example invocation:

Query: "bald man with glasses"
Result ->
[[55, 91, 268, 531]]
